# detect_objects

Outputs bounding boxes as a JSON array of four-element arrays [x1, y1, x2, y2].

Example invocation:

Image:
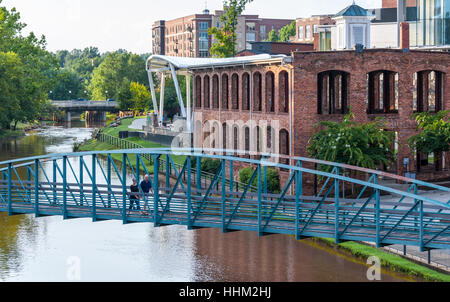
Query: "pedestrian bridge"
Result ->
[[0, 148, 449, 251]]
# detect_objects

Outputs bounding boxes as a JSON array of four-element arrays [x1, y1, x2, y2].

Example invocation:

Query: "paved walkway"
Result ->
[[128, 118, 147, 131]]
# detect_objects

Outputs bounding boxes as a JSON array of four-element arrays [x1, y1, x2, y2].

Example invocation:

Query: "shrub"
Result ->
[[201, 158, 221, 174], [239, 167, 280, 193]]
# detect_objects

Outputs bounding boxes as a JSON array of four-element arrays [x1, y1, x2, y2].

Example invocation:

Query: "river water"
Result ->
[[0, 122, 413, 282]]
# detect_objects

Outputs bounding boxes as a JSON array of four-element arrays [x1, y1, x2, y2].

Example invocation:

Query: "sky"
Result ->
[[1, 0, 382, 54]]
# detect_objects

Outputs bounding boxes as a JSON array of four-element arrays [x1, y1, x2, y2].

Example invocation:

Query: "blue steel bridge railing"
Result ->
[[0, 148, 449, 251]]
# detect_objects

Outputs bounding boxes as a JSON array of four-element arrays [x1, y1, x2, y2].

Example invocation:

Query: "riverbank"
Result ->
[[0, 121, 44, 138], [306, 237, 450, 282]]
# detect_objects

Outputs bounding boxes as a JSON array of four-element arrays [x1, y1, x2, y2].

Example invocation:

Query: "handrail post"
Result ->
[[334, 168, 340, 244], [107, 155, 111, 208], [221, 159, 226, 233], [34, 159, 39, 217], [187, 156, 192, 230], [257, 164, 262, 236], [420, 199, 424, 252], [196, 156, 201, 193], [122, 153, 127, 224], [375, 174, 381, 247], [7, 163, 12, 216], [53, 159, 57, 205], [295, 161, 303, 240], [92, 154, 97, 222], [63, 156, 67, 219], [27, 165, 31, 203], [166, 154, 170, 212], [80, 156, 84, 206], [153, 154, 160, 226]]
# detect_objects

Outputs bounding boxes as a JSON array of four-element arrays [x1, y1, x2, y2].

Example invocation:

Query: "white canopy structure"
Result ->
[[145, 54, 291, 133]]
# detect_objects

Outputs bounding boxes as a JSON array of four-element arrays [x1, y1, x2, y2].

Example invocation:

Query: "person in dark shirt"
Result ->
[[128, 178, 140, 214], [140, 174, 153, 194], [140, 174, 153, 215]]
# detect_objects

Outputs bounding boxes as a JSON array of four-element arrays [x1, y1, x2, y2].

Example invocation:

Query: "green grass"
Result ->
[[310, 237, 450, 282], [77, 116, 187, 170]]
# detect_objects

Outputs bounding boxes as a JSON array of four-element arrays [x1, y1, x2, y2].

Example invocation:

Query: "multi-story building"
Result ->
[[152, 20, 165, 55], [295, 15, 335, 44], [152, 8, 293, 58]]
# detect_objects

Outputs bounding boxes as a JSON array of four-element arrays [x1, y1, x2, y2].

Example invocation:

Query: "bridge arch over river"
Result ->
[[0, 148, 449, 251]]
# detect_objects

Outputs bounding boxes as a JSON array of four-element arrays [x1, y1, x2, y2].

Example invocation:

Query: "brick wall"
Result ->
[[382, 0, 417, 8]]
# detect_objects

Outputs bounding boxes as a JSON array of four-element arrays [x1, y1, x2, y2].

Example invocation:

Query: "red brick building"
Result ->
[[192, 49, 450, 183], [382, 0, 417, 8]]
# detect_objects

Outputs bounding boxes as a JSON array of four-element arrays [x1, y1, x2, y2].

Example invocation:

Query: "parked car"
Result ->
[[107, 99, 116, 102], [77, 98, 88, 102]]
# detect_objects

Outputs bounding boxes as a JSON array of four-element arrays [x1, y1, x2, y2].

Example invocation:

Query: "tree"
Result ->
[[0, 51, 24, 129], [408, 110, 450, 168], [208, 0, 254, 57], [266, 21, 296, 42], [278, 21, 296, 42], [0, 2, 58, 129], [129, 82, 151, 112], [50, 69, 81, 100], [307, 110, 396, 172], [267, 29, 279, 42], [88, 51, 147, 100]]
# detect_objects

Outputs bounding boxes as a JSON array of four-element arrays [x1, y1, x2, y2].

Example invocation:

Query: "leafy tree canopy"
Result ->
[[208, 0, 254, 57], [307, 110, 396, 172], [408, 110, 450, 154]]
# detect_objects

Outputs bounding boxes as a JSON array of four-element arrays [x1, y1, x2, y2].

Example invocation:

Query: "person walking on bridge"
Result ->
[[128, 178, 140, 215], [140, 174, 153, 215]]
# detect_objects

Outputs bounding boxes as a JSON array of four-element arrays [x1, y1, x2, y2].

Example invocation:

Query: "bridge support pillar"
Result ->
[[66, 111, 71, 122]]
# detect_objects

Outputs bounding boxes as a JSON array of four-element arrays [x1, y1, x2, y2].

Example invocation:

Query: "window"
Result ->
[[313, 24, 318, 34], [414, 70, 444, 113], [199, 22, 209, 31], [246, 32, 256, 42], [367, 71, 399, 114], [306, 25, 311, 39], [260, 25, 266, 34], [318, 70, 349, 115], [246, 22, 256, 31], [298, 26, 304, 40]]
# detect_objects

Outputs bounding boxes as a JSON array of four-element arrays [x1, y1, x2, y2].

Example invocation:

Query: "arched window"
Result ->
[[266, 126, 274, 152], [279, 129, 290, 167], [195, 76, 202, 108], [367, 70, 398, 114], [233, 126, 239, 155], [266, 72, 275, 112], [318, 70, 349, 114], [232, 74, 239, 110], [414, 70, 444, 113], [253, 72, 262, 111], [212, 75, 219, 109], [242, 73, 250, 110], [222, 123, 227, 153], [222, 74, 229, 110], [203, 75, 210, 109], [279, 71, 289, 113], [244, 126, 250, 157]]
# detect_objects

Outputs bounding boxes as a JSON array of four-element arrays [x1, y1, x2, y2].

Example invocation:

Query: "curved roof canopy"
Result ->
[[146, 54, 291, 73]]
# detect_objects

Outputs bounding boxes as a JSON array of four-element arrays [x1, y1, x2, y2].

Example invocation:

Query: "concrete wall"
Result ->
[[370, 22, 398, 48]]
